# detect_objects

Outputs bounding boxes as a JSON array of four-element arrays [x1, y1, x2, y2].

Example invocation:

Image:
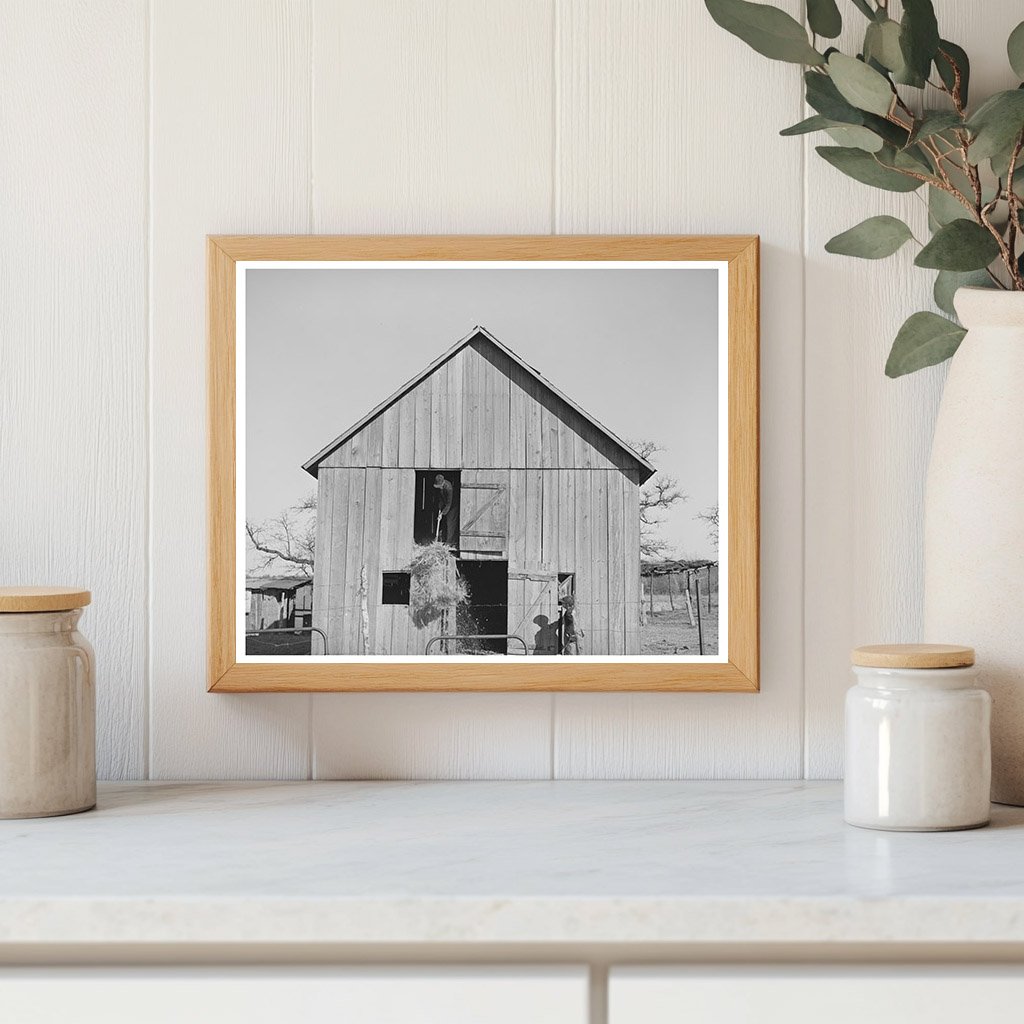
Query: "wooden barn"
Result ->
[[303, 326, 655, 656]]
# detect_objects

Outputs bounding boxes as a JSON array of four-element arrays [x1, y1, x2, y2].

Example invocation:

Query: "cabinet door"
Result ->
[[0, 966, 587, 1024], [610, 968, 1024, 1024]]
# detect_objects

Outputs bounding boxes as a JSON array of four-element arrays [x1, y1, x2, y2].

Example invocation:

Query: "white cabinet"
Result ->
[[609, 967, 1024, 1024], [0, 967, 588, 1024]]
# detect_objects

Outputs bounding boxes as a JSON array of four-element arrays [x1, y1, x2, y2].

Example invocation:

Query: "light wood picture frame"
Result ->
[[209, 235, 759, 692]]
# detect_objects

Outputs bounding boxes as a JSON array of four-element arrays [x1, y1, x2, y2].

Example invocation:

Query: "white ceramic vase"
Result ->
[[923, 287, 1024, 805]]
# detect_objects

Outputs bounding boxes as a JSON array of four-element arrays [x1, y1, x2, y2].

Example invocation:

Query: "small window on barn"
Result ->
[[413, 470, 460, 546], [381, 572, 411, 605]]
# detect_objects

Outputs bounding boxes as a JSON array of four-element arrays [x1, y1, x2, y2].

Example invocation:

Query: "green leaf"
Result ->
[[705, 0, 825, 64], [805, 70, 867, 123], [928, 185, 969, 227], [878, 143, 933, 175], [990, 132, 1024, 182], [935, 40, 970, 106], [1009, 21, 1024, 79], [825, 125, 884, 152], [967, 90, 1024, 163], [885, 311, 966, 377], [825, 215, 914, 259], [864, 19, 905, 74], [907, 110, 963, 146], [816, 145, 923, 191], [899, 0, 940, 83], [915, 220, 1001, 271], [850, 0, 875, 19], [862, 112, 910, 148], [780, 114, 834, 136], [934, 270, 992, 318], [807, 0, 841, 38], [827, 53, 894, 116]]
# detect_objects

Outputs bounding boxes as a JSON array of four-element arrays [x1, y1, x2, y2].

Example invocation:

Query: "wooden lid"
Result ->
[[0, 587, 91, 613], [851, 643, 974, 669]]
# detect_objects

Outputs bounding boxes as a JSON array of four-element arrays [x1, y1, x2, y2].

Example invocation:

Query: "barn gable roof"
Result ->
[[302, 326, 656, 483]]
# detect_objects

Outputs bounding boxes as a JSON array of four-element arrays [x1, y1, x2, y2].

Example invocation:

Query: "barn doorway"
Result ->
[[414, 470, 460, 546], [456, 559, 508, 653]]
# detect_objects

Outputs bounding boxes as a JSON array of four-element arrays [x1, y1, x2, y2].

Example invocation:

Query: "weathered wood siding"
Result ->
[[315, 463, 641, 656], [318, 336, 636, 472], [312, 336, 644, 656]]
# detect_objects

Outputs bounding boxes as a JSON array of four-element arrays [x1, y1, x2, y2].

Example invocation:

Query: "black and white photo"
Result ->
[[239, 262, 726, 662]]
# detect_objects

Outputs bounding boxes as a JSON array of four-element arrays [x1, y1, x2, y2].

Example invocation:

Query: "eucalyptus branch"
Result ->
[[705, 0, 1024, 376], [935, 47, 966, 115]]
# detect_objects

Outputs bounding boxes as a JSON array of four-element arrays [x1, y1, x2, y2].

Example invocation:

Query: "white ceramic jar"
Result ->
[[844, 644, 990, 832], [0, 587, 95, 818]]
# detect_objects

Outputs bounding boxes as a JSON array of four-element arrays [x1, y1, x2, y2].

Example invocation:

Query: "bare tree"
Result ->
[[246, 492, 316, 577], [697, 504, 719, 549], [632, 440, 687, 558]]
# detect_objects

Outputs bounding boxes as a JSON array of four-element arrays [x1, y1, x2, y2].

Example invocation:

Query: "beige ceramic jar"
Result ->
[[0, 587, 95, 818]]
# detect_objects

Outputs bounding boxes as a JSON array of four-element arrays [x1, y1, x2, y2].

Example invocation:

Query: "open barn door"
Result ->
[[507, 572, 560, 654], [459, 470, 509, 558]]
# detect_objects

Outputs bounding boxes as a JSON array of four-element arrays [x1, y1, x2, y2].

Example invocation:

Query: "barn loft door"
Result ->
[[459, 469, 509, 559]]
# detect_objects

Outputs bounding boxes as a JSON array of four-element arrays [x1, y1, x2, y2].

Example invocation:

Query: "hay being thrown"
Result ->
[[407, 541, 468, 628]]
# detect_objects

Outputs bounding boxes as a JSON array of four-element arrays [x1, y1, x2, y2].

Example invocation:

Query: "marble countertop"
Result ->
[[2, 780, 1024, 949]]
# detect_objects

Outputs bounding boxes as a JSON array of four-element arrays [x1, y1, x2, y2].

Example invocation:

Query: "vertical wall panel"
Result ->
[[446, 353, 465, 468], [149, 0, 311, 778], [362, 469, 383, 654], [552, 0, 806, 778], [0, 0, 148, 779], [308, 0, 556, 780], [803, 2, 1024, 778]]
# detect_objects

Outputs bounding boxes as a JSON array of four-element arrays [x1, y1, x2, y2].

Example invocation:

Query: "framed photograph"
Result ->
[[209, 236, 758, 692]]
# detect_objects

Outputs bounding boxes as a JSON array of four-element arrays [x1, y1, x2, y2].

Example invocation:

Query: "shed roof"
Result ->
[[245, 576, 311, 593], [302, 326, 656, 483]]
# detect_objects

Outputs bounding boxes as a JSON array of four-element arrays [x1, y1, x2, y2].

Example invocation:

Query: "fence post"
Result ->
[[695, 573, 704, 655]]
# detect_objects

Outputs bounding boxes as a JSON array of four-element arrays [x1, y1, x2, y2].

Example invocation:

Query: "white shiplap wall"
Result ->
[[3, 0, 1015, 780]]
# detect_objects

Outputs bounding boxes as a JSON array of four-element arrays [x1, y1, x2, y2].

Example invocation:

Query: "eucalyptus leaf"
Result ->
[[907, 111, 963, 146], [705, 0, 825, 64], [863, 111, 910, 148], [780, 114, 834, 136], [967, 89, 1024, 163], [827, 52, 894, 116], [933, 270, 992, 318], [826, 125, 884, 152], [805, 70, 868, 123], [880, 143, 933, 175], [1009, 21, 1024, 80], [885, 311, 966, 377], [816, 145, 923, 191], [864, 19, 905, 75], [935, 40, 970, 106], [990, 131, 1024, 182], [899, 0, 940, 83], [928, 185, 970, 227], [914, 220, 1001, 271], [825, 215, 914, 259], [807, 0, 841, 39]]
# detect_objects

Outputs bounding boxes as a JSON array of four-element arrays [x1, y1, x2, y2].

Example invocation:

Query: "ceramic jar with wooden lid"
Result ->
[[0, 587, 95, 818], [844, 644, 991, 832]]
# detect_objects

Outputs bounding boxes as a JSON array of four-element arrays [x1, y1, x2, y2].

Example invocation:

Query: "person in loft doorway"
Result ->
[[433, 473, 454, 544]]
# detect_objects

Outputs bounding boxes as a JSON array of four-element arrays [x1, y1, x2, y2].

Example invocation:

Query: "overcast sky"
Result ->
[[245, 266, 720, 559]]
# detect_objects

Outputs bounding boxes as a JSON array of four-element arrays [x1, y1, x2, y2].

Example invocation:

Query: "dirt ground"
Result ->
[[641, 602, 719, 656]]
